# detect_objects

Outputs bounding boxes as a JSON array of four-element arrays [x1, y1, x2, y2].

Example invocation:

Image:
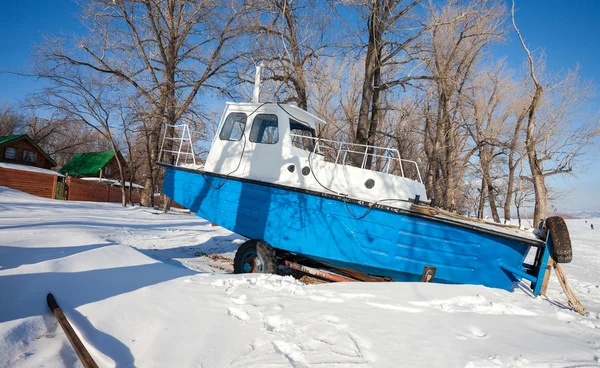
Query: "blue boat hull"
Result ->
[[162, 166, 547, 292]]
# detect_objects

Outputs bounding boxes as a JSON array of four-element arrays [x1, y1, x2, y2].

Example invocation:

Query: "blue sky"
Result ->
[[0, 0, 599, 212]]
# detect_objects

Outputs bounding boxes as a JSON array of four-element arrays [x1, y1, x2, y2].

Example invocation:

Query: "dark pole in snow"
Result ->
[[46, 293, 99, 368]]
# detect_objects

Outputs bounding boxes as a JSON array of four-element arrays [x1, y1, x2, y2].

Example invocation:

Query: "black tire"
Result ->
[[233, 239, 278, 274], [546, 216, 572, 263]]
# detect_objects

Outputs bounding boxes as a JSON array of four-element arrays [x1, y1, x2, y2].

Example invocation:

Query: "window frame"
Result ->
[[22, 150, 36, 162], [219, 112, 248, 141], [289, 120, 316, 151], [249, 114, 279, 145], [4, 147, 16, 160]]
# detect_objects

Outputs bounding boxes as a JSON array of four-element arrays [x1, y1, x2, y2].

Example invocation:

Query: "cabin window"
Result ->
[[250, 114, 279, 144], [22, 151, 35, 162], [4, 147, 16, 160], [219, 112, 247, 141], [105, 166, 112, 176], [290, 120, 316, 151]]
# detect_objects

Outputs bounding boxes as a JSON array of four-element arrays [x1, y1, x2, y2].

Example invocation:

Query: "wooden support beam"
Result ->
[[540, 257, 554, 296], [284, 261, 357, 283], [421, 266, 436, 282]]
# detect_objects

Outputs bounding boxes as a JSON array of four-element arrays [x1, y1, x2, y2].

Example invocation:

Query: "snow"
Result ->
[[1, 186, 599, 368], [0, 163, 64, 177]]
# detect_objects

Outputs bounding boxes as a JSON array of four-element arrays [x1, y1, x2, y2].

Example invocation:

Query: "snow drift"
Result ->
[[0, 187, 599, 367]]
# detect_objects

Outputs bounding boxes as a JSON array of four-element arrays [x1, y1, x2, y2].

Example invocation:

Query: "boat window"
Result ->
[[250, 114, 279, 144], [290, 120, 315, 151], [219, 112, 247, 141]]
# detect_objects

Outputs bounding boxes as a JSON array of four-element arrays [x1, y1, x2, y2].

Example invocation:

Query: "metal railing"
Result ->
[[159, 123, 197, 167], [290, 134, 422, 183]]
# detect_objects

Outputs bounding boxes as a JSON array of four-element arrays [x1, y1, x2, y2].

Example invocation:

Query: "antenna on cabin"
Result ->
[[252, 62, 264, 103]]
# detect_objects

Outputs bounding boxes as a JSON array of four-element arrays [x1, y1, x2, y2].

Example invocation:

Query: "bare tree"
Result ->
[[512, 0, 600, 225], [463, 61, 514, 221], [0, 102, 25, 136], [30, 68, 129, 206], [422, 0, 506, 208], [244, 0, 331, 109], [501, 85, 528, 224], [38, 0, 249, 206], [350, 0, 427, 167]]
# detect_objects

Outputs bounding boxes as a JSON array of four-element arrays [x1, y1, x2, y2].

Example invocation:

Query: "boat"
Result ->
[[158, 101, 572, 295]]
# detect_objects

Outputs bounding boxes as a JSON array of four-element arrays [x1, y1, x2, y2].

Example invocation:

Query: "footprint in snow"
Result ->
[[264, 315, 292, 332], [227, 307, 249, 321], [468, 326, 487, 338], [230, 294, 247, 305]]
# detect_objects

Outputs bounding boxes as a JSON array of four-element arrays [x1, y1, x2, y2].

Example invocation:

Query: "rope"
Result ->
[[553, 263, 587, 315]]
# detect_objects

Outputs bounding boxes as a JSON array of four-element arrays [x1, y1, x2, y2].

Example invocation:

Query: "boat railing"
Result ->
[[289, 134, 422, 183], [158, 123, 197, 167]]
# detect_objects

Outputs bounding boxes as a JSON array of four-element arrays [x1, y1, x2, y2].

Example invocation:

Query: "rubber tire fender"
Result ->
[[545, 216, 572, 263], [233, 239, 279, 274]]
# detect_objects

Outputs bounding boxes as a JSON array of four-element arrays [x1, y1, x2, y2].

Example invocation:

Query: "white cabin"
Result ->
[[197, 102, 427, 208]]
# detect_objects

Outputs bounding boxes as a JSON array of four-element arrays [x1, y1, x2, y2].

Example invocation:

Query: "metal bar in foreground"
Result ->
[[46, 293, 99, 368], [284, 260, 357, 283]]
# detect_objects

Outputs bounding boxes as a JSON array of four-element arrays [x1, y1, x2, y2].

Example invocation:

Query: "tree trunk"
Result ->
[[140, 131, 156, 207], [141, 123, 162, 207], [477, 177, 486, 219], [281, 1, 308, 110], [109, 142, 127, 207], [365, 63, 382, 170], [526, 86, 545, 226], [439, 89, 455, 208], [480, 151, 500, 222], [128, 166, 134, 206], [485, 178, 500, 222], [503, 165, 515, 224], [503, 114, 524, 224], [354, 4, 381, 166], [514, 189, 522, 228]]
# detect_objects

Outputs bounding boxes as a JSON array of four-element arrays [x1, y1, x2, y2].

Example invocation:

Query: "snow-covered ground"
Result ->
[[0, 186, 599, 368]]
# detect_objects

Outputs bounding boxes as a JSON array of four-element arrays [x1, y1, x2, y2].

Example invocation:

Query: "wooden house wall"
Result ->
[[0, 167, 57, 199], [100, 156, 129, 180], [0, 138, 54, 169]]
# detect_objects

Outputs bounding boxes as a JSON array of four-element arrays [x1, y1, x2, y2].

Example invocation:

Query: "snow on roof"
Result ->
[[0, 162, 64, 177], [80, 177, 144, 189]]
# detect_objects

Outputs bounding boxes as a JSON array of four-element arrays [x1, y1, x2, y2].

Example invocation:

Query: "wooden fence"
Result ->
[[66, 177, 141, 203], [0, 166, 57, 199]]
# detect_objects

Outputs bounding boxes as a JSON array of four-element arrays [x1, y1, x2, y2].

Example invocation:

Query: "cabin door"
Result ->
[[208, 112, 249, 175], [243, 113, 283, 181]]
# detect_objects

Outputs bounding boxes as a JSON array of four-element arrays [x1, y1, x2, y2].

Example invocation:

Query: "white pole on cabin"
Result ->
[[252, 62, 263, 103]]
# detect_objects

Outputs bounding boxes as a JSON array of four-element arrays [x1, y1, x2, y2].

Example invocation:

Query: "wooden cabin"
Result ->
[[0, 134, 57, 169], [59, 150, 128, 179], [0, 134, 62, 199]]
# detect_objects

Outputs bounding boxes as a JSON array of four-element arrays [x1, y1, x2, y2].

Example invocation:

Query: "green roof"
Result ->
[[0, 134, 27, 146], [60, 151, 117, 176]]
